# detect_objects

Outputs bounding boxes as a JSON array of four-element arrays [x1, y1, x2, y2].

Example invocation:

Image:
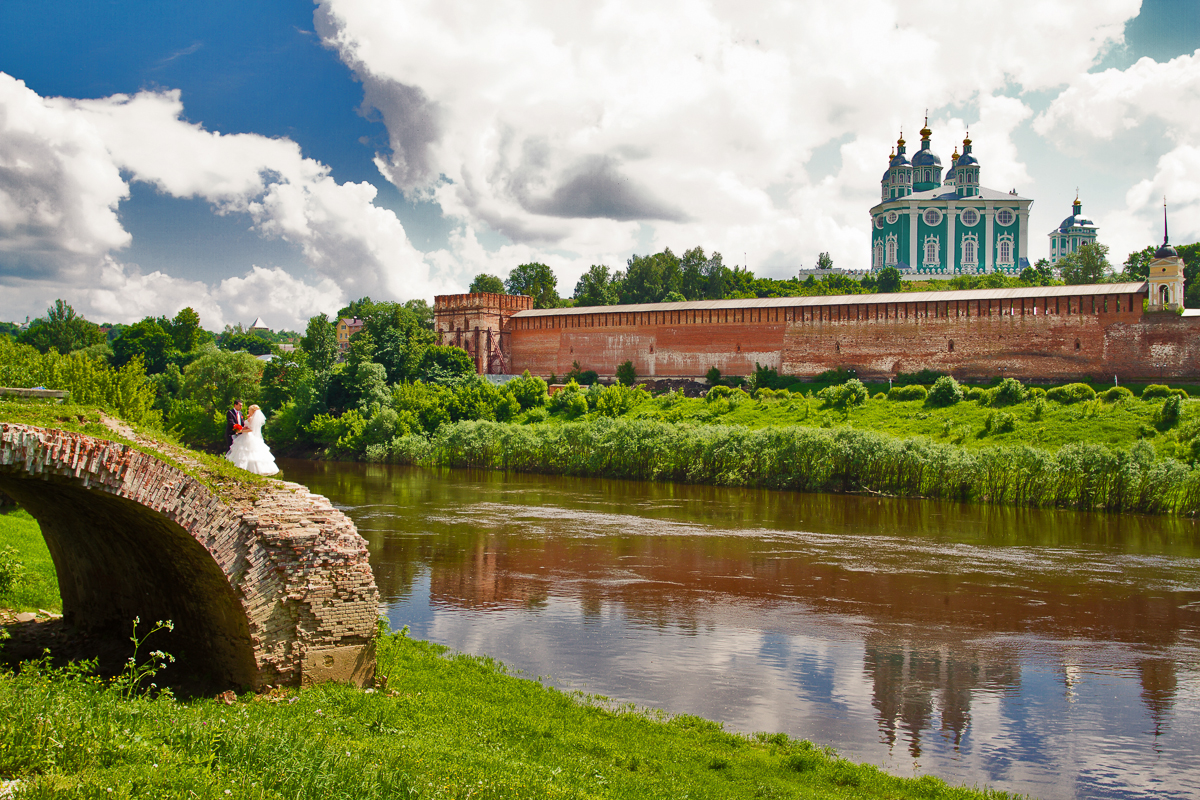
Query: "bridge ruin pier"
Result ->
[[0, 423, 379, 690]]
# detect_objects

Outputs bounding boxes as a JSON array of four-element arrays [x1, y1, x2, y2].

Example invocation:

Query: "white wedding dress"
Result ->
[[226, 409, 280, 475]]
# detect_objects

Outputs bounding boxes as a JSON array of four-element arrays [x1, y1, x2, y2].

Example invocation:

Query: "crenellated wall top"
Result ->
[[434, 292, 533, 313]]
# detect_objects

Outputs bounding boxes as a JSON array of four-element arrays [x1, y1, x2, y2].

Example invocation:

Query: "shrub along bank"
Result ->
[[371, 417, 1200, 515], [0, 623, 1017, 799]]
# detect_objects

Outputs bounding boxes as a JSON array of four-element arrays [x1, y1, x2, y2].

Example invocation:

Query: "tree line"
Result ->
[[467, 240, 1200, 310], [1, 236, 1195, 459]]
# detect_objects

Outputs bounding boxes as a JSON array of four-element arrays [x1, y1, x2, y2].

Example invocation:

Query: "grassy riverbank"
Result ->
[[0, 623, 1016, 799], [0, 466, 1019, 799], [369, 415, 1200, 515], [620, 385, 1199, 457]]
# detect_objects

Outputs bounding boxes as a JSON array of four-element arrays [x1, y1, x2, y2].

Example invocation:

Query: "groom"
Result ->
[[224, 399, 246, 453]]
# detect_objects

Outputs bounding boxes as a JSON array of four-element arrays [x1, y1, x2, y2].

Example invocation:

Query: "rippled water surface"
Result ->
[[281, 459, 1200, 800]]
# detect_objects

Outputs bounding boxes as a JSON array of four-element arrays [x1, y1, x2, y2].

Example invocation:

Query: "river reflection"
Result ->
[[281, 459, 1200, 800]]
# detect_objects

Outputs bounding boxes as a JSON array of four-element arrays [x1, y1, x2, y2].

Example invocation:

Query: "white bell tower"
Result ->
[[1148, 200, 1184, 312]]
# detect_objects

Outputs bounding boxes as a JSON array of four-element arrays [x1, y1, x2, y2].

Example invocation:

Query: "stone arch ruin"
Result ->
[[0, 423, 378, 690]]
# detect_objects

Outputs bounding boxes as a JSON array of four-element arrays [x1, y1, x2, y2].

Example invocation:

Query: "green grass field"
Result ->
[[518, 380, 1200, 461], [621, 391, 1196, 456], [0, 625, 1017, 799], [0, 509, 59, 613]]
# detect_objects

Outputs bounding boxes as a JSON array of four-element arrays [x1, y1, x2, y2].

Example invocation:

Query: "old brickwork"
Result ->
[[0, 424, 378, 690], [498, 282, 1200, 382], [434, 293, 532, 374]]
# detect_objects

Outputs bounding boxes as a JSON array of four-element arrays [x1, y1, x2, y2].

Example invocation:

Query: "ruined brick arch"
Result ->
[[0, 424, 378, 690]]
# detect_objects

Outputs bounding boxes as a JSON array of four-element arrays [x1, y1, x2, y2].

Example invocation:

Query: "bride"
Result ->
[[226, 404, 280, 475]]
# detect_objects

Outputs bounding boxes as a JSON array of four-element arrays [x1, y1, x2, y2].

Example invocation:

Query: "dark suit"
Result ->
[[224, 407, 243, 453]]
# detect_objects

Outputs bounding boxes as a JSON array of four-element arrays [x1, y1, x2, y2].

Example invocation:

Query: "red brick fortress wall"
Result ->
[[507, 282, 1200, 382]]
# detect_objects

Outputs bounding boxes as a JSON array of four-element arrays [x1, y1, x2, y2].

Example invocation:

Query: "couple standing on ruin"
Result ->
[[224, 399, 280, 476]]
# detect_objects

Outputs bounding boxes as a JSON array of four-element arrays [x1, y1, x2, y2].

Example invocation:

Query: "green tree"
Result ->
[[723, 265, 758, 298], [360, 302, 437, 384], [219, 332, 273, 355], [573, 265, 619, 307], [337, 297, 378, 321], [619, 249, 681, 304], [1058, 242, 1112, 285], [506, 263, 561, 309], [816, 252, 834, 270], [616, 360, 636, 386], [403, 299, 435, 330], [111, 319, 174, 374], [507, 370, 549, 409], [1122, 245, 1156, 281], [344, 333, 390, 410], [875, 266, 901, 294], [417, 345, 476, 385], [18, 300, 105, 354], [469, 273, 506, 294], [928, 375, 963, 406], [1179, 243, 1200, 308], [678, 247, 711, 300], [165, 307, 205, 352], [301, 314, 339, 373], [701, 251, 727, 300], [260, 349, 310, 412], [180, 346, 265, 413]]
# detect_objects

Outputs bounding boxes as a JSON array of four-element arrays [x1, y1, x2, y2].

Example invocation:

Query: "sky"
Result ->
[[1, 0, 1198, 331]]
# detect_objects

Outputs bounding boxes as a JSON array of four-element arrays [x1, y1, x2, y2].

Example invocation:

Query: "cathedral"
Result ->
[[1048, 196, 1098, 265], [870, 122, 1032, 275]]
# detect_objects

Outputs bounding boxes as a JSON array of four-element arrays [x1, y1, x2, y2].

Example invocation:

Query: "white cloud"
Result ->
[[0, 73, 446, 327], [87, 259, 226, 327], [0, 74, 130, 281], [1035, 50, 1200, 257], [213, 266, 346, 331], [82, 261, 346, 332], [319, 0, 1138, 277], [67, 89, 444, 301]]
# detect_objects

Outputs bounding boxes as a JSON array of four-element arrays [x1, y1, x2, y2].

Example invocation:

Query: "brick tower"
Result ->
[[432, 292, 533, 374]]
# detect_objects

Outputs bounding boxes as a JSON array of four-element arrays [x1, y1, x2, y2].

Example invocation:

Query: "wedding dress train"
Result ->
[[226, 409, 280, 475]]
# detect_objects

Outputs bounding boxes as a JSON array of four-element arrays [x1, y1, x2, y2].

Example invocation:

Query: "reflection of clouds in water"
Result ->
[[438, 503, 1200, 593], [387, 568, 1200, 800], [342, 470, 1200, 800], [413, 592, 881, 752]]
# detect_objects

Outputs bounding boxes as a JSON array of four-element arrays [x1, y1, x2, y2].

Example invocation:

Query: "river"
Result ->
[[281, 459, 1200, 800]]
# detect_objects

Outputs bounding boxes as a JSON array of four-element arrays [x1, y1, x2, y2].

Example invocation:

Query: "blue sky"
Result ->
[[1, 1, 1198, 329]]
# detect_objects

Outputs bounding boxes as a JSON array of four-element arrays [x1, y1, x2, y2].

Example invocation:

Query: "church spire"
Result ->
[[1154, 198, 1178, 259]]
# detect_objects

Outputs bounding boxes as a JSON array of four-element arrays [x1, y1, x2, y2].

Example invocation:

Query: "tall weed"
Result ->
[[407, 418, 1200, 515]]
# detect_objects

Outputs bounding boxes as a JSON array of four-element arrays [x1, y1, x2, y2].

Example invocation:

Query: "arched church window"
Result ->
[[924, 237, 939, 265], [963, 238, 976, 265], [886, 235, 897, 264], [998, 237, 1012, 265]]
